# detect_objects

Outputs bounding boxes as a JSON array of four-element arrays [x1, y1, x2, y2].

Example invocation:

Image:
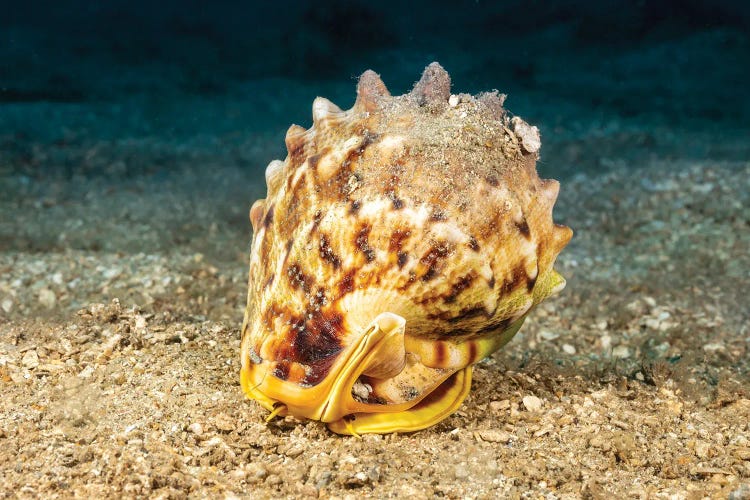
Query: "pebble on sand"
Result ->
[[477, 429, 513, 443], [21, 350, 39, 369], [38, 288, 56, 309], [522, 395, 543, 412]]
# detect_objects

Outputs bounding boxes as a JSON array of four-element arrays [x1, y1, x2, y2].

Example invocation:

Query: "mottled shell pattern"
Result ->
[[241, 62, 572, 435]]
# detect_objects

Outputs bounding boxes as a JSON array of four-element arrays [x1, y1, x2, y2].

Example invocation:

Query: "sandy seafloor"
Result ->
[[2, 21, 750, 499]]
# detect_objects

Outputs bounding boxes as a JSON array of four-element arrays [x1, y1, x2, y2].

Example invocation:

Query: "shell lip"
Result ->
[[241, 314, 458, 423]]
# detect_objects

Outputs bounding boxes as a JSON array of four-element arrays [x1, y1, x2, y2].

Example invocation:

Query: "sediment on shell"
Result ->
[[355, 70, 390, 112], [410, 62, 452, 107]]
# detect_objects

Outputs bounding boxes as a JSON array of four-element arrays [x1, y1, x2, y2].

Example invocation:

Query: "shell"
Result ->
[[241, 62, 572, 435]]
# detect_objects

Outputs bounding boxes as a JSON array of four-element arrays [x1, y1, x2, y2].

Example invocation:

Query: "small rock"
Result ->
[[283, 444, 304, 458], [315, 471, 333, 489], [539, 330, 559, 341], [8, 366, 27, 384], [477, 429, 512, 443], [728, 483, 750, 500], [96, 333, 122, 364], [453, 463, 470, 479], [299, 484, 318, 497], [562, 344, 576, 355], [511, 116, 541, 153], [229, 468, 247, 481], [399, 484, 432, 497], [37, 362, 64, 374], [202, 437, 224, 448], [489, 400, 510, 412], [265, 474, 282, 486], [246, 463, 268, 484], [644, 318, 661, 330], [21, 350, 40, 369], [187, 422, 204, 436], [448, 94, 460, 107], [588, 434, 610, 451], [213, 413, 235, 432], [612, 346, 631, 359], [612, 432, 636, 461], [102, 268, 121, 280], [345, 472, 369, 487], [522, 395, 543, 412], [134, 315, 147, 331], [695, 440, 712, 459], [1, 298, 12, 313], [38, 288, 56, 309], [703, 343, 725, 353], [666, 399, 683, 416], [367, 466, 380, 483]]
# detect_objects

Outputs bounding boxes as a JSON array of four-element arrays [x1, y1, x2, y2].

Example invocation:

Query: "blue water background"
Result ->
[[2, 0, 748, 182]]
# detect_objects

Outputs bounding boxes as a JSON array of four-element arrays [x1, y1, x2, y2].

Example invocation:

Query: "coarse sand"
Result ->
[[1, 143, 749, 497]]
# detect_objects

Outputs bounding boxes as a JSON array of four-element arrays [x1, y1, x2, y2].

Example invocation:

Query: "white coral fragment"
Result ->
[[511, 116, 541, 154]]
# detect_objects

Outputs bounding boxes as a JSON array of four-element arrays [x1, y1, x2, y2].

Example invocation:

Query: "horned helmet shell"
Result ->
[[241, 62, 571, 435]]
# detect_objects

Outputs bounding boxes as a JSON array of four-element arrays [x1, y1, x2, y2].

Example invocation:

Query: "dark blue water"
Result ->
[[2, 0, 748, 181]]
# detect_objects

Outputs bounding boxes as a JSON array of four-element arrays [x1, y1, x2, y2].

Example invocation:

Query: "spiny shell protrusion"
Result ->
[[356, 70, 390, 112], [284, 124, 307, 155], [264, 159, 285, 192], [540, 178, 561, 204], [248, 199, 264, 232], [553, 225, 573, 254], [312, 97, 343, 124], [410, 62, 451, 107]]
